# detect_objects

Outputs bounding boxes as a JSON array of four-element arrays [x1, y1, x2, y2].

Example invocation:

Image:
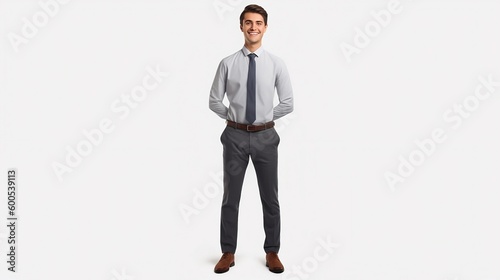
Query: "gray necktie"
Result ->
[[246, 53, 257, 124]]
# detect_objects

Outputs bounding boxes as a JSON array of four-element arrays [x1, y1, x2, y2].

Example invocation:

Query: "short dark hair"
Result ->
[[239, 4, 268, 26]]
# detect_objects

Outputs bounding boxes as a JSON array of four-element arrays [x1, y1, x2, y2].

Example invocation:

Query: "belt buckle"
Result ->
[[246, 124, 257, 132]]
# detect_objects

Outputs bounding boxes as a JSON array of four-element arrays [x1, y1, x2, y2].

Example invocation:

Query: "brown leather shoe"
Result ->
[[266, 252, 284, 273], [214, 252, 235, 273]]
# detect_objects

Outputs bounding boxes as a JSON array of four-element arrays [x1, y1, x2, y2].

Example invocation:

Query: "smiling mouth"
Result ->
[[248, 32, 260, 35]]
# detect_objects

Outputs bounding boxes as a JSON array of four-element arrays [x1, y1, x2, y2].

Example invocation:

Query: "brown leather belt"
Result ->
[[226, 120, 275, 132]]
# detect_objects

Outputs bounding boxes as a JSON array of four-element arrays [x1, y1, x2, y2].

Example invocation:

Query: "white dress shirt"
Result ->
[[209, 46, 294, 124]]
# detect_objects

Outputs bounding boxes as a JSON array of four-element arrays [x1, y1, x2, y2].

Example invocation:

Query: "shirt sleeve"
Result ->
[[209, 60, 229, 119], [273, 60, 294, 120]]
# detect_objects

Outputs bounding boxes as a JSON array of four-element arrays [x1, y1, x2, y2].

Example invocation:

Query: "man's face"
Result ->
[[240, 12, 267, 46]]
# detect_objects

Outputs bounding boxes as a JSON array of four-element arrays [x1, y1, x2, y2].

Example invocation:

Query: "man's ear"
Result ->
[[240, 24, 243, 32]]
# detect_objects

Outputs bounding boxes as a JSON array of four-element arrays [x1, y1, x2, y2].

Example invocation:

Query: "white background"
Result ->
[[1, 0, 500, 279]]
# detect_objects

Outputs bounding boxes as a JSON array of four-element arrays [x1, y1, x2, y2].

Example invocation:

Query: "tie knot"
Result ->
[[248, 53, 256, 60]]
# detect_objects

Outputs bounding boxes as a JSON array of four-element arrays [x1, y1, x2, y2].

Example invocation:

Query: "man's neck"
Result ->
[[244, 42, 262, 53]]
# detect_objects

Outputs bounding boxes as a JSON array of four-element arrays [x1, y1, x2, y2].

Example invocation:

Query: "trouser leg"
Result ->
[[250, 128, 281, 253], [220, 127, 249, 253]]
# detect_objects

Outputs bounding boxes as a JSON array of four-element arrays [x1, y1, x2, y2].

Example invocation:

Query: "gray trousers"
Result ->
[[219, 125, 281, 253]]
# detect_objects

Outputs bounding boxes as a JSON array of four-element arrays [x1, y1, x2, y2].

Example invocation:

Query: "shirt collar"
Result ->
[[242, 46, 264, 57]]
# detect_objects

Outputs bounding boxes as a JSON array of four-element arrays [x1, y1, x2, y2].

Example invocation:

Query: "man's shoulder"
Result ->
[[219, 49, 244, 64], [262, 49, 287, 68]]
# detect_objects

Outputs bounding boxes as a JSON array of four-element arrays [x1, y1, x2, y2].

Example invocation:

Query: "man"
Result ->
[[209, 4, 294, 274]]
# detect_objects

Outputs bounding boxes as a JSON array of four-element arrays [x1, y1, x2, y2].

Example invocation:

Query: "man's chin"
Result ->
[[246, 38, 262, 45]]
